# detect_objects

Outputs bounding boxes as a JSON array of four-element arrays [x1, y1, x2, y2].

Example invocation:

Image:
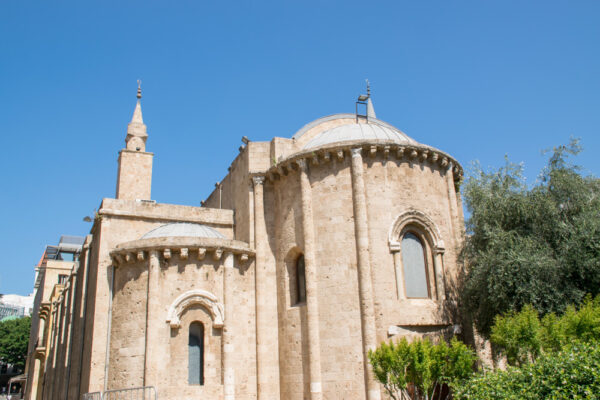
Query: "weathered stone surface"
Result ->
[[26, 100, 467, 400]]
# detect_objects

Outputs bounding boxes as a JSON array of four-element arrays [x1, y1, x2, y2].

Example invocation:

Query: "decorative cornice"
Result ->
[[260, 142, 463, 188], [110, 237, 255, 266], [295, 158, 307, 171]]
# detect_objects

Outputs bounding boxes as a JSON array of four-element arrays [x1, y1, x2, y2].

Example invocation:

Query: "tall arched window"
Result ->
[[401, 232, 430, 298], [188, 322, 204, 385], [296, 254, 306, 304]]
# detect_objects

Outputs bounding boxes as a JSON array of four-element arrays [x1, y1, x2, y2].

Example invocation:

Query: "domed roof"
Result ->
[[141, 223, 225, 240], [302, 120, 417, 150]]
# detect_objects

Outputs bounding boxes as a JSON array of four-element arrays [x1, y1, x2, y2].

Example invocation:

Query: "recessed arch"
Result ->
[[389, 209, 444, 253], [166, 290, 224, 328], [388, 209, 447, 301]]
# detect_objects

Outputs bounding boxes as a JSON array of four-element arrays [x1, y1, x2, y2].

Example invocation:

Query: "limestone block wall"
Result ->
[[361, 156, 462, 341], [204, 141, 273, 246], [116, 150, 153, 200], [272, 157, 366, 400], [76, 199, 235, 396], [305, 158, 366, 399], [108, 251, 257, 400], [108, 261, 148, 388], [267, 144, 464, 400], [272, 172, 308, 398]]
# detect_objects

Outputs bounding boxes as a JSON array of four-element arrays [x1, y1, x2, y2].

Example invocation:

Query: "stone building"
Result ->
[[25, 84, 465, 400]]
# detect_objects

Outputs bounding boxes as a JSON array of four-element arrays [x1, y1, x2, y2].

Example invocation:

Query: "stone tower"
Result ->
[[115, 83, 153, 200]]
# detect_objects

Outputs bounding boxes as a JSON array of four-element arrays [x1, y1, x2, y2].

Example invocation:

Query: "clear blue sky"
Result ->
[[1, 1, 599, 295]]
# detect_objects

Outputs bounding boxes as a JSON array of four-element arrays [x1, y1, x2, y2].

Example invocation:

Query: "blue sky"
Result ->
[[1, 1, 599, 295]]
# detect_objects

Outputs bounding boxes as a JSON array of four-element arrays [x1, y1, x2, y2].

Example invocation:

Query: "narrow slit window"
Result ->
[[401, 232, 429, 298], [188, 322, 204, 385], [296, 255, 306, 304]]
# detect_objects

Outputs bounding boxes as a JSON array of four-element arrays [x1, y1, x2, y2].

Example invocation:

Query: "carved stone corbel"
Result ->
[[180, 248, 188, 260], [396, 146, 405, 159], [213, 248, 223, 261], [369, 145, 377, 158]]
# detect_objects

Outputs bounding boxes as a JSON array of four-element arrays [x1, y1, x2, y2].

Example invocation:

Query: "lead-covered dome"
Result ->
[[302, 120, 417, 150], [141, 223, 225, 239]]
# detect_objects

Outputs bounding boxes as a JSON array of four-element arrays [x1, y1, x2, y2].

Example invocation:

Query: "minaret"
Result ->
[[115, 82, 154, 200]]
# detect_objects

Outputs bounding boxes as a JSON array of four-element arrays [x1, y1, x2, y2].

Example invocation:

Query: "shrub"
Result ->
[[454, 341, 600, 400], [368, 337, 476, 400], [490, 295, 600, 366]]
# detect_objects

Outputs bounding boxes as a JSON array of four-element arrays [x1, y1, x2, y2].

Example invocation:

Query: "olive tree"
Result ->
[[461, 139, 600, 336]]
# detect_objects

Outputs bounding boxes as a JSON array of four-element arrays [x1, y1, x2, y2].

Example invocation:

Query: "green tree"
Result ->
[[489, 295, 600, 366], [368, 337, 476, 400], [461, 139, 600, 336], [454, 341, 600, 400], [0, 316, 31, 370]]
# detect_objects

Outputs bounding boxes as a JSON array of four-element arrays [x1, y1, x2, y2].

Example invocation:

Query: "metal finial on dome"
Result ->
[[137, 79, 142, 99], [366, 79, 376, 119], [356, 79, 376, 121]]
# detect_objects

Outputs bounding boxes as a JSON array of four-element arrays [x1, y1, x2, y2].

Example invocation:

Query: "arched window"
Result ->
[[401, 232, 430, 298], [296, 254, 306, 304], [188, 322, 204, 385]]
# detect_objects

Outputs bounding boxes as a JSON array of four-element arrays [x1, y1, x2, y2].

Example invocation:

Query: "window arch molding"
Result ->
[[166, 289, 224, 329], [388, 209, 446, 300], [388, 209, 444, 253]]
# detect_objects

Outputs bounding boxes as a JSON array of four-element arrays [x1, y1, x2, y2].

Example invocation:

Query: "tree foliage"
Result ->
[[453, 341, 600, 400], [490, 294, 600, 366], [461, 139, 600, 335], [368, 337, 476, 400], [490, 305, 541, 367], [0, 316, 31, 370]]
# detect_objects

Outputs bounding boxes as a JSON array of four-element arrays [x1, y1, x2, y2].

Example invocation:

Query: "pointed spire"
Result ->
[[125, 80, 148, 151], [130, 80, 144, 124], [366, 79, 376, 119]]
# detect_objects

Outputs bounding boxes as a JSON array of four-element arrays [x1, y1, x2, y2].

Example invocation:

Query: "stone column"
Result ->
[[252, 176, 281, 400], [28, 356, 42, 400], [350, 147, 380, 400], [445, 163, 460, 250], [144, 250, 160, 387], [223, 252, 235, 400], [391, 251, 406, 300], [432, 251, 446, 301], [297, 159, 323, 400]]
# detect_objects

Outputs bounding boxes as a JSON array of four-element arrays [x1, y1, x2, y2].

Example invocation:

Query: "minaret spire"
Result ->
[[130, 80, 144, 125], [116, 81, 154, 200], [125, 80, 147, 151]]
